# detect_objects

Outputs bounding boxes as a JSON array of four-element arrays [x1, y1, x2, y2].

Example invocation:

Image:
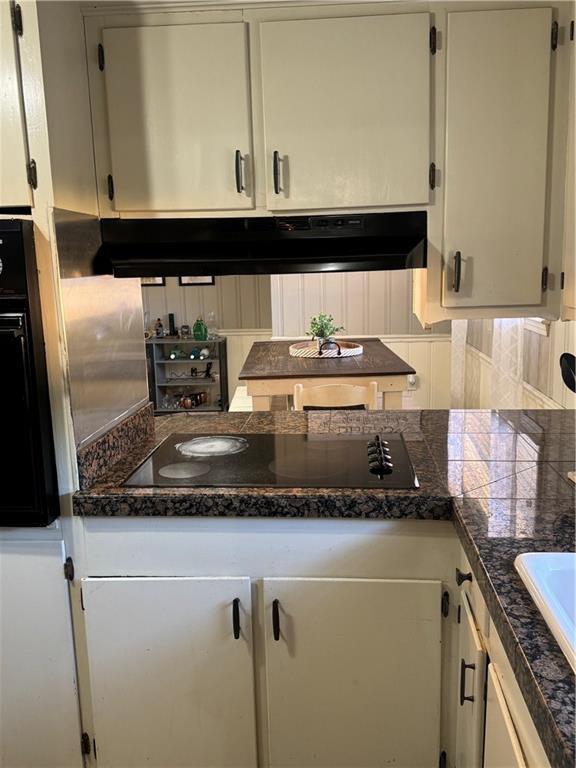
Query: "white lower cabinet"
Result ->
[[81, 575, 442, 768], [455, 592, 487, 768], [484, 664, 527, 768], [82, 577, 258, 768], [0, 540, 82, 768], [262, 577, 442, 768]]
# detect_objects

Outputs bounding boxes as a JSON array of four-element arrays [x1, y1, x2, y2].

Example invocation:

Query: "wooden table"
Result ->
[[238, 339, 415, 411]]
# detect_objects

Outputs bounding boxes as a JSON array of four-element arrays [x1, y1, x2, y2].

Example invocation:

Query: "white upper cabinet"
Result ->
[[561, 41, 575, 320], [259, 13, 430, 210], [82, 577, 258, 768], [102, 22, 254, 211], [443, 8, 551, 308], [0, 0, 31, 207], [262, 577, 441, 767]]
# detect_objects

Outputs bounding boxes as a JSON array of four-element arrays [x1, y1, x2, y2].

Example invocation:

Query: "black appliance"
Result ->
[[0, 220, 59, 526], [96, 211, 427, 278], [124, 433, 419, 489]]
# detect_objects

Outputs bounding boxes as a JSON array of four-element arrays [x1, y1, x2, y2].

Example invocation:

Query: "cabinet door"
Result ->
[[455, 593, 487, 768], [484, 664, 527, 768], [0, 541, 82, 768], [561, 44, 575, 318], [443, 9, 551, 308], [260, 14, 430, 210], [82, 577, 257, 768], [263, 577, 441, 767], [102, 23, 253, 211], [0, 0, 30, 207]]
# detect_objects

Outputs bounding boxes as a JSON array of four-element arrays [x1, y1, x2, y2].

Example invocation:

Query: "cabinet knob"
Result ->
[[453, 251, 462, 292], [273, 151, 282, 195], [272, 598, 281, 641], [235, 150, 245, 193], [232, 598, 241, 639]]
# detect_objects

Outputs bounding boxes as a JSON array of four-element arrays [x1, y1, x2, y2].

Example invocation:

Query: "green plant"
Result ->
[[306, 313, 344, 340]]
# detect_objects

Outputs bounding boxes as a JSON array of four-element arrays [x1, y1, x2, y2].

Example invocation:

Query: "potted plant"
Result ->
[[307, 313, 344, 353]]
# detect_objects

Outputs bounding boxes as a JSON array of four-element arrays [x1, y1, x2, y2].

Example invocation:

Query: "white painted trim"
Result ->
[[222, 327, 272, 336], [521, 382, 562, 410], [523, 318, 550, 337]]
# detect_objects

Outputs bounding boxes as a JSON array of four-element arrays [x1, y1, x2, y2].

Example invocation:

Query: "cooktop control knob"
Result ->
[[366, 434, 395, 477]]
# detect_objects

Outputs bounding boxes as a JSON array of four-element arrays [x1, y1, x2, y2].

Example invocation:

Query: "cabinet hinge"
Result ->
[[98, 42, 105, 71], [10, 2, 23, 36], [439, 750, 447, 768], [429, 162, 437, 190], [561, 271, 565, 290], [26, 159, 37, 190], [80, 733, 91, 756], [64, 556, 75, 582], [570, 20, 574, 41], [429, 26, 437, 55], [541, 266, 549, 292], [441, 590, 450, 618], [551, 21, 559, 50]]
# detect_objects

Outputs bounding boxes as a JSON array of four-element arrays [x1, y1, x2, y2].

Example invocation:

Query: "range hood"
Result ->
[[96, 211, 427, 277]]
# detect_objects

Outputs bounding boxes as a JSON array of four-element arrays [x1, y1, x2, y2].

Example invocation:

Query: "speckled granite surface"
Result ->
[[74, 408, 575, 767], [76, 402, 154, 490]]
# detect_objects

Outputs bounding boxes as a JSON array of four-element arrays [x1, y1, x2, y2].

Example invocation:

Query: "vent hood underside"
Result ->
[[96, 212, 427, 277]]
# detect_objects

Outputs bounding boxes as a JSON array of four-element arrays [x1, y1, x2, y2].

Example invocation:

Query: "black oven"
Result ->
[[0, 220, 58, 526]]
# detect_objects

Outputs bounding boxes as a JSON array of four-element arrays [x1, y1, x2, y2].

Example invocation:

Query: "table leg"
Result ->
[[252, 395, 272, 411], [382, 391, 403, 410]]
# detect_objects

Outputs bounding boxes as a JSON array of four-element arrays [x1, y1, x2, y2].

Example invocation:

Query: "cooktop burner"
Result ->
[[124, 433, 419, 489]]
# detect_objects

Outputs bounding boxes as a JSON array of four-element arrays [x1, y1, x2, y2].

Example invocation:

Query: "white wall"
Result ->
[[142, 275, 272, 332]]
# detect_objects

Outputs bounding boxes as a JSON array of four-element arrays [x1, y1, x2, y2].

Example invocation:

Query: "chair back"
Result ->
[[293, 381, 378, 411]]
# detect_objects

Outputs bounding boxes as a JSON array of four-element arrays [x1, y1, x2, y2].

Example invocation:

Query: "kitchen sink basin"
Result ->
[[515, 553, 576, 672]]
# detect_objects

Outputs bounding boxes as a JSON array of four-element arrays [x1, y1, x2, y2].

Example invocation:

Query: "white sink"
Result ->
[[515, 553, 576, 672]]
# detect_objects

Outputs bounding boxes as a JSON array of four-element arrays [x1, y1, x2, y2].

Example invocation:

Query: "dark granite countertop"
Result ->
[[74, 408, 575, 767]]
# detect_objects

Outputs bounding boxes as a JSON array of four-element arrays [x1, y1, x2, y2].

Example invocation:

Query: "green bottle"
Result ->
[[193, 316, 208, 341]]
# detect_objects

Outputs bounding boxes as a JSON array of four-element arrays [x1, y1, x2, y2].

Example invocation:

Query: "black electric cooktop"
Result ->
[[124, 433, 419, 489]]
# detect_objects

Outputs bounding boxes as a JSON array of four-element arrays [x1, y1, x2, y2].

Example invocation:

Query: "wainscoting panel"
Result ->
[[271, 271, 451, 337], [224, 329, 273, 394], [383, 335, 451, 409]]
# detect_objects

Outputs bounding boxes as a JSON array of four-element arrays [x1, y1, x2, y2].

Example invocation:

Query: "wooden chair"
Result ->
[[293, 381, 378, 411]]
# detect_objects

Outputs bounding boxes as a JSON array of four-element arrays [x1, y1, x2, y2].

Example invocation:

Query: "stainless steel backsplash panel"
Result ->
[[55, 210, 148, 449]]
